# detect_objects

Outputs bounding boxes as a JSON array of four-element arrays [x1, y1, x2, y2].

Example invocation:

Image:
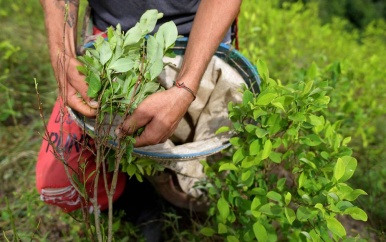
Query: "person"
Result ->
[[36, 0, 241, 236]]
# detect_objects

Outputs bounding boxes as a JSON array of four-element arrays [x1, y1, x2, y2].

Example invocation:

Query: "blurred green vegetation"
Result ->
[[0, 0, 56, 125], [282, 0, 386, 29], [239, 0, 386, 236], [1, 0, 386, 240]]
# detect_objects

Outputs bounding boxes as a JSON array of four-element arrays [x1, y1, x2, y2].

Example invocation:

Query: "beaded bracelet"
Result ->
[[173, 81, 196, 101]]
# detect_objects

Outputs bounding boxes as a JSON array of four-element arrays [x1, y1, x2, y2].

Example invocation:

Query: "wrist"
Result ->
[[170, 85, 195, 105], [173, 81, 196, 101]]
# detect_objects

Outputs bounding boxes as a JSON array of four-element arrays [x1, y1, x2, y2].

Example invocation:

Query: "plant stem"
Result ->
[[92, 142, 103, 242]]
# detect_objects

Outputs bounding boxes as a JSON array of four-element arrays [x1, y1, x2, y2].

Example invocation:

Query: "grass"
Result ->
[[0, 0, 79, 240], [0, 123, 73, 241]]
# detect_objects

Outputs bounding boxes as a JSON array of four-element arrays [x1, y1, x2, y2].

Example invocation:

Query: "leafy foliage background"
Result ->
[[0, 0, 385, 240]]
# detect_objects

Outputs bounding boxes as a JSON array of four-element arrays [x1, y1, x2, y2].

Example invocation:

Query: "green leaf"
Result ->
[[314, 203, 325, 217], [261, 140, 272, 160], [219, 163, 238, 172], [256, 59, 269, 81], [296, 206, 314, 221], [255, 127, 269, 138], [255, 92, 277, 106], [284, 192, 291, 206], [298, 172, 306, 188], [309, 230, 322, 242], [243, 89, 254, 105], [107, 26, 114, 40], [289, 112, 306, 122], [300, 158, 317, 169], [251, 197, 262, 210], [271, 96, 289, 111], [300, 134, 322, 146], [337, 156, 357, 182], [302, 80, 314, 96], [334, 158, 345, 182], [266, 114, 281, 134], [326, 217, 346, 238], [241, 170, 252, 182], [301, 194, 312, 205], [337, 201, 354, 213], [259, 203, 282, 216], [217, 196, 230, 223], [147, 35, 163, 63], [307, 114, 324, 126], [77, 55, 91, 66], [233, 148, 245, 163], [149, 58, 164, 80], [216, 126, 230, 134], [99, 41, 112, 65], [284, 207, 296, 225], [249, 139, 261, 156], [230, 137, 242, 147], [245, 124, 256, 133], [286, 128, 298, 137], [253, 109, 268, 119], [135, 173, 143, 182], [108, 57, 135, 73], [277, 178, 286, 191], [345, 189, 367, 201], [321, 151, 330, 160], [156, 21, 178, 49], [227, 235, 239, 242], [345, 207, 367, 221], [266, 191, 282, 202], [269, 152, 281, 163], [342, 136, 352, 146], [124, 23, 142, 46], [218, 223, 228, 234], [114, 23, 122, 36], [140, 82, 160, 96], [139, 9, 159, 34], [200, 227, 216, 237], [86, 73, 101, 98], [251, 188, 266, 196], [253, 222, 268, 242], [126, 163, 137, 177], [76, 65, 87, 75], [242, 155, 262, 168], [93, 35, 105, 48], [243, 230, 255, 242], [328, 192, 339, 202], [300, 231, 312, 240]]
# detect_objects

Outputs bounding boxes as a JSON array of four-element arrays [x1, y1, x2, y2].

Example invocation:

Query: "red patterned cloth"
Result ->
[[36, 99, 126, 212]]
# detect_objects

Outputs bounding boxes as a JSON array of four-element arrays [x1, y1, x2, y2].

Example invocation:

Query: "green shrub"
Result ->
[[238, 0, 386, 233], [199, 62, 367, 241], [1, 0, 386, 240]]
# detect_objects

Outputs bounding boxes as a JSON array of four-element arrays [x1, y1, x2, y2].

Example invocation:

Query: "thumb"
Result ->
[[65, 92, 97, 117], [115, 108, 151, 137], [133, 123, 168, 147]]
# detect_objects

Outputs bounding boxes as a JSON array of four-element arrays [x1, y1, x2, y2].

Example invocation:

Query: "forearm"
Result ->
[[177, 0, 242, 93], [40, 0, 79, 64]]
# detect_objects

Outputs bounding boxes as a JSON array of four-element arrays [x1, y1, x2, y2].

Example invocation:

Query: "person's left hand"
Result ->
[[116, 87, 194, 147]]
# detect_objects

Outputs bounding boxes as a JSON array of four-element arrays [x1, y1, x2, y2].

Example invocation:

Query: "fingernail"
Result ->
[[89, 100, 98, 108]]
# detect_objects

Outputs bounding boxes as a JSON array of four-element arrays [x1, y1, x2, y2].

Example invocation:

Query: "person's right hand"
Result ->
[[55, 54, 97, 117]]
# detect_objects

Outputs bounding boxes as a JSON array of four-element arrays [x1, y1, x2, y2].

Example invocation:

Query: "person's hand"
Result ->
[[55, 54, 97, 117], [116, 87, 194, 147]]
